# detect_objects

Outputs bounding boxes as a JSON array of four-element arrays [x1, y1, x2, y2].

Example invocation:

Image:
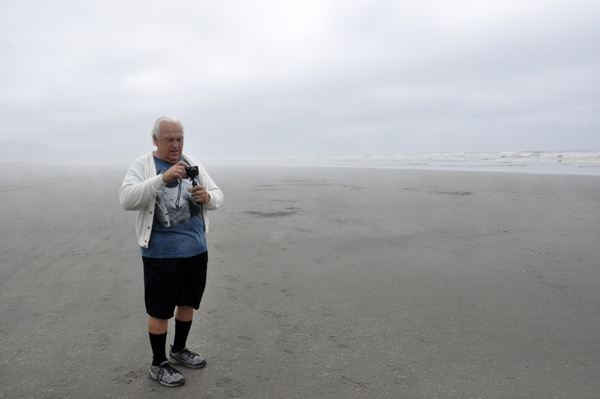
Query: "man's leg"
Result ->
[[148, 317, 169, 366], [169, 306, 206, 368], [147, 316, 185, 387], [175, 305, 194, 322], [149, 316, 169, 334], [143, 257, 186, 386], [172, 306, 194, 352]]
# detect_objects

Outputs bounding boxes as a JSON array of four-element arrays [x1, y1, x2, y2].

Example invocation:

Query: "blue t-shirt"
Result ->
[[141, 157, 207, 258]]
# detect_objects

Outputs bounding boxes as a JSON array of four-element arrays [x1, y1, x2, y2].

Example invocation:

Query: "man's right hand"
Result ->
[[161, 161, 189, 183]]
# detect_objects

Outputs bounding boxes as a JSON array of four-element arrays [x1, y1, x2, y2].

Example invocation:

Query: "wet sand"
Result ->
[[1, 163, 599, 398]]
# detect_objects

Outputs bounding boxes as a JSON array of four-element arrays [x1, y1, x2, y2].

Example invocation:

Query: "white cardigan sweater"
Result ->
[[119, 152, 223, 248]]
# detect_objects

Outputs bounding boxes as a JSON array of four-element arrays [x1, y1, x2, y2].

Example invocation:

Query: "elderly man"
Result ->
[[119, 116, 223, 387]]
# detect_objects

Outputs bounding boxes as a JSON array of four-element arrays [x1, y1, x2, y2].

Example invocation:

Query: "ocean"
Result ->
[[211, 150, 600, 176]]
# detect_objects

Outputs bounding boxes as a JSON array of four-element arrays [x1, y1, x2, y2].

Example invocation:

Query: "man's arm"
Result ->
[[119, 159, 163, 211], [182, 155, 223, 210], [119, 160, 190, 210], [202, 171, 223, 210]]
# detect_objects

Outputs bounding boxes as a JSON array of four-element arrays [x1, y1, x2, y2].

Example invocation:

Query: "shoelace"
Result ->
[[173, 348, 197, 361], [180, 348, 194, 357], [157, 362, 179, 379]]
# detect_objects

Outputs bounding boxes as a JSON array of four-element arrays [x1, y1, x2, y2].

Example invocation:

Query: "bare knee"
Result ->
[[175, 306, 194, 322], [148, 316, 168, 334]]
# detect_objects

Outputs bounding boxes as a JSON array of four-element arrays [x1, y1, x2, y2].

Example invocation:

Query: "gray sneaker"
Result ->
[[149, 360, 185, 387], [168, 345, 207, 369]]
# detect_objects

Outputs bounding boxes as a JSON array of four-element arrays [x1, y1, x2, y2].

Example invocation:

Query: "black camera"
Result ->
[[185, 166, 198, 179], [185, 166, 200, 186]]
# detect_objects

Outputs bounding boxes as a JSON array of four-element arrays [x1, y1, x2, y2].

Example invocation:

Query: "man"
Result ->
[[119, 116, 223, 387]]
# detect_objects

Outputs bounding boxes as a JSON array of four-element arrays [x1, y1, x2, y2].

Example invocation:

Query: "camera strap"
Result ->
[[175, 178, 182, 208]]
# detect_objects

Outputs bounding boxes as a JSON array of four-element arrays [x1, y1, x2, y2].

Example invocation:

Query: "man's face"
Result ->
[[153, 121, 184, 163]]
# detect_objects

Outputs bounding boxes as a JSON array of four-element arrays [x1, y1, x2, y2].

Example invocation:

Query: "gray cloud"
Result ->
[[1, 0, 598, 163]]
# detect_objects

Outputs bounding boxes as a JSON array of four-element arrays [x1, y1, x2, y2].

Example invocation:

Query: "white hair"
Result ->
[[151, 116, 184, 143]]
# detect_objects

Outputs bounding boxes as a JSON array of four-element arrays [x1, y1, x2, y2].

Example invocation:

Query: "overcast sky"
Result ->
[[1, 0, 599, 164]]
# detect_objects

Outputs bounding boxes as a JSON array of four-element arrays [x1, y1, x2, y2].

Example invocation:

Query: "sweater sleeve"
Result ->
[[203, 169, 224, 211], [119, 158, 165, 211], [183, 154, 224, 211]]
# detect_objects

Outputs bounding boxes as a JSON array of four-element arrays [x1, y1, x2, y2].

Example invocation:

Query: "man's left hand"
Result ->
[[189, 185, 210, 204]]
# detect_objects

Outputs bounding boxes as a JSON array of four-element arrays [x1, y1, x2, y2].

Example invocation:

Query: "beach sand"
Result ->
[[1, 163, 599, 398]]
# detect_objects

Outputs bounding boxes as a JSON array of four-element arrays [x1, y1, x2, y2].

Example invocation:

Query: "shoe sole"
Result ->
[[148, 370, 185, 387]]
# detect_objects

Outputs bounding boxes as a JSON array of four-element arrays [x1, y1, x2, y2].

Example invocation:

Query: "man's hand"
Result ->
[[161, 161, 189, 183], [189, 185, 211, 204]]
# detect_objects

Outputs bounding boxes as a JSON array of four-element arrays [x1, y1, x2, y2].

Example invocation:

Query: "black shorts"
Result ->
[[142, 252, 208, 319]]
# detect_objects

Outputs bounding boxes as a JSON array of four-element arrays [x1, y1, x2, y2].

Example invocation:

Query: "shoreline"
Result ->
[[4, 149, 600, 176]]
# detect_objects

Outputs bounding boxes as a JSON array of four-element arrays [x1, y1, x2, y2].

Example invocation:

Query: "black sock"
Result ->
[[149, 332, 168, 366], [172, 319, 193, 353]]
